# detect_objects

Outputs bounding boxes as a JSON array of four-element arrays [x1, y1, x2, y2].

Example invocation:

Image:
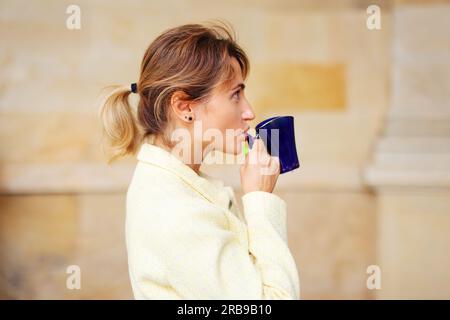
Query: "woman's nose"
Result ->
[[242, 103, 255, 121]]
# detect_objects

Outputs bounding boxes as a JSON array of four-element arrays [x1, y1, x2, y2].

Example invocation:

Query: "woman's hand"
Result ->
[[240, 138, 281, 194]]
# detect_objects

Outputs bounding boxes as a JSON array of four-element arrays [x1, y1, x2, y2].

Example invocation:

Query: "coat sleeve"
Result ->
[[138, 190, 300, 300], [241, 191, 300, 299]]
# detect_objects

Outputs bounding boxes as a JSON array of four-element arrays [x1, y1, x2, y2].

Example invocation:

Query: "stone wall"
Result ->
[[364, 2, 450, 299], [1, 0, 448, 299]]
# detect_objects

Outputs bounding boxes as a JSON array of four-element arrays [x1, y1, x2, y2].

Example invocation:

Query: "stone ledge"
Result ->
[[0, 162, 367, 194], [364, 165, 450, 188], [0, 163, 135, 194]]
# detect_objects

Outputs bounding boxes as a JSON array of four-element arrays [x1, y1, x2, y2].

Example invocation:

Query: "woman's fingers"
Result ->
[[247, 138, 263, 164], [259, 156, 280, 176], [255, 139, 268, 154], [240, 139, 281, 194], [246, 138, 277, 174], [260, 154, 271, 166], [270, 156, 281, 174]]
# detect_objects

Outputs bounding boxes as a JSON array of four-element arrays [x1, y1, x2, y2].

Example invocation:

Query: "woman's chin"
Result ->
[[222, 145, 241, 156], [234, 144, 244, 156], [218, 139, 240, 155]]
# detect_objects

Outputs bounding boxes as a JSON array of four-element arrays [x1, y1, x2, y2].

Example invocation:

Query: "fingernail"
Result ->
[[246, 133, 255, 149], [243, 141, 249, 157]]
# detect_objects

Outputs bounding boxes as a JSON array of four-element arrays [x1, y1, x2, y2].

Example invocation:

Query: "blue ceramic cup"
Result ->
[[246, 116, 300, 174]]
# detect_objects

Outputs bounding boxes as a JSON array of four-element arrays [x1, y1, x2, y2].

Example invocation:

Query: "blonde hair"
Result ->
[[98, 20, 250, 164]]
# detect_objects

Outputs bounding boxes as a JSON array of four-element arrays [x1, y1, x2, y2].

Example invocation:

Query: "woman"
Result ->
[[99, 21, 300, 299]]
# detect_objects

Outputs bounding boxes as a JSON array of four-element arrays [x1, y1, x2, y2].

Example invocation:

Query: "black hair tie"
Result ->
[[131, 83, 137, 93]]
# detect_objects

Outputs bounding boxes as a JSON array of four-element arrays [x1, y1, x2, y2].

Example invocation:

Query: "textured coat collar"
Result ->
[[136, 141, 232, 211]]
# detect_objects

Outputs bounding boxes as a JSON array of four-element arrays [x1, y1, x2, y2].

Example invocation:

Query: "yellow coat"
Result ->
[[125, 141, 300, 299]]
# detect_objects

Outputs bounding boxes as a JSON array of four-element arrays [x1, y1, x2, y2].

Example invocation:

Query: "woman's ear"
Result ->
[[170, 90, 195, 122]]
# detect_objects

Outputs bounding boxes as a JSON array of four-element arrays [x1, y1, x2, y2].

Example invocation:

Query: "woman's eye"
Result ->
[[233, 90, 240, 100]]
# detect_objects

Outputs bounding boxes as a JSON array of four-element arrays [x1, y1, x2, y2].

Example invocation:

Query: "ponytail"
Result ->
[[98, 85, 143, 164]]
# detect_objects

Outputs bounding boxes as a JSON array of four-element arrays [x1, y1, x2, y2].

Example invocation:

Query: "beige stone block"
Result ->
[[0, 193, 133, 299], [394, 5, 450, 56], [346, 59, 390, 115], [246, 9, 391, 115], [0, 112, 137, 193], [0, 2, 103, 113], [247, 64, 346, 112], [0, 113, 100, 163], [377, 190, 450, 299], [277, 191, 376, 299], [395, 0, 450, 6], [384, 118, 450, 136], [0, 195, 78, 299], [71, 193, 132, 299], [291, 113, 380, 166], [326, 11, 391, 114], [391, 59, 450, 117], [0, 163, 135, 194], [252, 12, 331, 63]]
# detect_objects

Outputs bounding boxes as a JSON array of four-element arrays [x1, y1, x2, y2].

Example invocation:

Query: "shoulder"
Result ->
[[126, 162, 228, 230], [127, 161, 197, 204]]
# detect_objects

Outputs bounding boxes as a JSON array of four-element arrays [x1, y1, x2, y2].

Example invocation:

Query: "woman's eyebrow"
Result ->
[[230, 83, 245, 92]]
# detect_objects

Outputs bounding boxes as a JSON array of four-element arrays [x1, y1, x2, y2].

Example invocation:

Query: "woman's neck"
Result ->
[[151, 134, 202, 175]]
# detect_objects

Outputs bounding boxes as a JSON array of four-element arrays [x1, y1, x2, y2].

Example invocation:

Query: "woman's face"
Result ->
[[195, 57, 255, 157]]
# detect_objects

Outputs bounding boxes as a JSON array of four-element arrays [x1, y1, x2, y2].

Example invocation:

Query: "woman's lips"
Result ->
[[236, 126, 250, 137], [242, 126, 250, 136]]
